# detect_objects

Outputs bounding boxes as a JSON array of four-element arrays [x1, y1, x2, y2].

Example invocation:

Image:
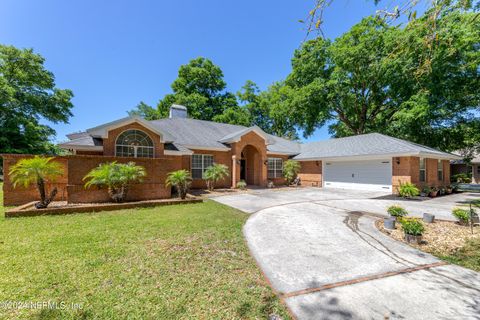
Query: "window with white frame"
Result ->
[[437, 159, 443, 181], [267, 158, 283, 179], [191, 154, 214, 179], [419, 158, 426, 182], [115, 130, 154, 158]]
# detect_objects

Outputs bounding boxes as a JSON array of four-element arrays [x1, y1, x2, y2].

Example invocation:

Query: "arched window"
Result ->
[[115, 130, 154, 158]]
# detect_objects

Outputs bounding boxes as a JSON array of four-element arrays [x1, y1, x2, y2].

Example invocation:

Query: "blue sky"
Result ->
[[1, 0, 382, 143]]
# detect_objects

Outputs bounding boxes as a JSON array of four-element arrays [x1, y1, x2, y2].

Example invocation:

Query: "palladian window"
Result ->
[[115, 130, 154, 158]]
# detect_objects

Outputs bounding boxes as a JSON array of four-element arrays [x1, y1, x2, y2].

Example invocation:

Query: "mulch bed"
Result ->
[[376, 219, 480, 255], [5, 197, 202, 218]]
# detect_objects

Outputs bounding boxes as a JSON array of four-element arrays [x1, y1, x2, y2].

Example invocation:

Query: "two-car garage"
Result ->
[[322, 159, 392, 192]]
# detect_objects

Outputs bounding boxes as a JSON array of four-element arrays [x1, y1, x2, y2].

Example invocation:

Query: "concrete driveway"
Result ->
[[213, 188, 480, 319]]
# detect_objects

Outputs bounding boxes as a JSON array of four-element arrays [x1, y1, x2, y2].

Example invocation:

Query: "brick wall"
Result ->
[[2, 154, 182, 205], [102, 123, 164, 157], [297, 161, 322, 187], [2, 155, 69, 206], [187, 149, 232, 189]]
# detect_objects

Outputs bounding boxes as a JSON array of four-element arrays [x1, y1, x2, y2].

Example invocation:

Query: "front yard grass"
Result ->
[[0, 185, 290, 319]]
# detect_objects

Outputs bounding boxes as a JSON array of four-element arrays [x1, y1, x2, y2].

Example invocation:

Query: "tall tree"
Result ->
[[284, 9, 479, 150], [0, 45, 74, 155], [130, 57, 237, 121]]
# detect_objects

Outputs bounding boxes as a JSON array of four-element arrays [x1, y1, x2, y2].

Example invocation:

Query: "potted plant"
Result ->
[[438, 186, 446, 196], [387, 205, 408, 221], [204, 164, 229, 191], [165, 170, 192, 200], [9, 156, 64, 209], [84, 161, 146, 202], [267, 180, 275, 188], [429, 186, 439, 198], [236, 180, 247, 190], [400, 218, 425, 244], [420, 186, 431, 197], [445, 185, 453, 194], [452, 207, 479, 225]]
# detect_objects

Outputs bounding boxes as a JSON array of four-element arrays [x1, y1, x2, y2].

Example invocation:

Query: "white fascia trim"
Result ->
[[182, 145, 231, 152], [86, 116, 172, 142], [219, 126, 273, 144], [164, 150, 193, 156], [267, 151, 298, 156]]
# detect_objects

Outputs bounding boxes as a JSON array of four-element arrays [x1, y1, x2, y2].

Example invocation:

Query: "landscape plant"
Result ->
[[8, 156, 63, 209], [204, 164, 230, 191], [451, 173, 472, 183], [452, 208, 471, 225], [236, 180, 247, 190], [166, 169, 192, 199], [387, 205, 408, 219], [83, 161, 146, 202], [400, 218, 425, 236], [283, 160, 301, 185], [398, 182, 420, 198]]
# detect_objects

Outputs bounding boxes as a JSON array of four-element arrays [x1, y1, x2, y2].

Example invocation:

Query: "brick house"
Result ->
[[2, 104, 459, 205], [451, 153, 480, 184]]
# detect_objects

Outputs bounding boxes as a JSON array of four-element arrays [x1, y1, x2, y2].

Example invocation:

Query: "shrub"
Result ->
[[9, 156, 63, 209], [204, 164, 229, 191], [236, 180, 247, 190], [166, 170, 192, 199], [452, 173, 472, 183], [84, 161, 146, 202], [398, 181, 420, 198], [282, 160, 301, 185], [421, 186, 431, 195], [452, 208, 470, 224], [400, 218, 425, 236], [387, 205, 408, 219]]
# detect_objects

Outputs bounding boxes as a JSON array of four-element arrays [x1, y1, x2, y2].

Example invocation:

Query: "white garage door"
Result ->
[[324, 159, 392, 192]]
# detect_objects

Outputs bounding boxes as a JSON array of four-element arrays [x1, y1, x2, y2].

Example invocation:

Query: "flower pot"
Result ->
[[446, 189, 453, 195], [404, 233, 422, 244], [384, 217, 396, 230], [423, 213, 435, 223], [472, 215, 480, 224], [429, 191, 438, 198]]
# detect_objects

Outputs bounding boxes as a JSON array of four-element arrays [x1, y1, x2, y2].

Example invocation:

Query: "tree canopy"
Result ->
[[282, 8, 479, 151], [0, 45, 74, 155]]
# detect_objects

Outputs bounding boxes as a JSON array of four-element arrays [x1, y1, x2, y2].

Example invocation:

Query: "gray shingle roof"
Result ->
[[59, 135, 103, 148], [293, 133, 457, 160]]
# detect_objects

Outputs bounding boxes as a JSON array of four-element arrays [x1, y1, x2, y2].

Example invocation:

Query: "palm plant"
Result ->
[[166, 170, 192, 199], [283, 160, 301, 185], [9, 156, 64, 209], [204, 164, 229, 191], [83, 162, 146, 203]]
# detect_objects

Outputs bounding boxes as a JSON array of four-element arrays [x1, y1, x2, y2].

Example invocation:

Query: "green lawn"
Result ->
[[0, 184, 290, 319], [441, 238, 480, 272]]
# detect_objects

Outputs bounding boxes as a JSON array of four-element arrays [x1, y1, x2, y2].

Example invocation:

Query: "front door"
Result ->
[[240, 159, 246, 181]]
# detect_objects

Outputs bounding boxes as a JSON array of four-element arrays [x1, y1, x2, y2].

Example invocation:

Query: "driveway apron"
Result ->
[[213, 188, 480, 320]]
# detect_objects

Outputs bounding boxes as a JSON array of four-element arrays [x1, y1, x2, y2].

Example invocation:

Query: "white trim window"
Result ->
[[437, 159, 443, 181], [419, 158, 426, 182], [115, 129, 154, 158], [268, 158, 283, 179], [191, 154, 214, 179]]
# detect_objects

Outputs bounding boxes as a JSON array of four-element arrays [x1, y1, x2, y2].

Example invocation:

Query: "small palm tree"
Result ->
[[9, 156, 64, 209], [166, 170, 192, 199], [204, 164, 230, 191], [283, 160, 301, 185], [83, 162, 146, 203]]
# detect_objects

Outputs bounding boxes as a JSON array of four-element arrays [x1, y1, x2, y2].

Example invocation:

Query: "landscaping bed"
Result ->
[[5, 197, 202, 218], [376, 219, 480, 271]]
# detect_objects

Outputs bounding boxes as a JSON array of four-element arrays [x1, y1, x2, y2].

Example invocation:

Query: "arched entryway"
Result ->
[[240, 145, 261, 185]]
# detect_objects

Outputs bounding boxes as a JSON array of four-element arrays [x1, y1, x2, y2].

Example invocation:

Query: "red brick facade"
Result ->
[[298, 161, 323, 187]]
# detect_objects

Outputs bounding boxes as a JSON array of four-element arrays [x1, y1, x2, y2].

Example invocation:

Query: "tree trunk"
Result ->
[[108, 186, 128, 203]]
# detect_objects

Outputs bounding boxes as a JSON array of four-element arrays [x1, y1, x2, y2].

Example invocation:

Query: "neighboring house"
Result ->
[[1, 104, 459, 205], [451, 153, 480, 183]]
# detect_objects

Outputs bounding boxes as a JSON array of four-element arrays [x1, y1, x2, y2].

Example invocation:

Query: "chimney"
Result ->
[[169, 104, 188, 119]]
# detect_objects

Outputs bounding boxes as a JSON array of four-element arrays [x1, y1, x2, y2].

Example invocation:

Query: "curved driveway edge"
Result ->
[[213, 188, 480, 319]]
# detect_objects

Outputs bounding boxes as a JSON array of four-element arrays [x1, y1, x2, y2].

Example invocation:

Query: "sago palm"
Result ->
[[204, 164, 229, 191], [9, 156, 64, 209], [166, 170, 192, 199], [83, 161, 146, 202]]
